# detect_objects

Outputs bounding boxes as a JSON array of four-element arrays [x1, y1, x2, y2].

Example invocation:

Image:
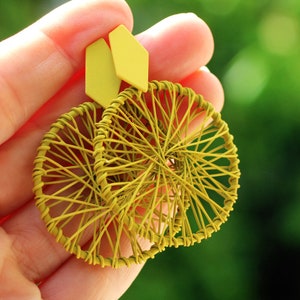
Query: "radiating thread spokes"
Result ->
[[33, 101, 162, 267], [94, 80, 240, 247], [33, 81, 240, 267]]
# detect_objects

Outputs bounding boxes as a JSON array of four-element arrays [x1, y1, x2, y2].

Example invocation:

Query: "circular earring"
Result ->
[[94, 80, 240, 248], [33, 25, 240, 267], [33, 101, 163, 267]]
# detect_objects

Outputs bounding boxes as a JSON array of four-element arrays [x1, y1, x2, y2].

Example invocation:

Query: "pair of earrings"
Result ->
[[33, 25, 240, 268]]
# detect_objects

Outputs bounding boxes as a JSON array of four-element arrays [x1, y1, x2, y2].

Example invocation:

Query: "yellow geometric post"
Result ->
[[85, 25, 149, 108], [109, 25, 149, 92], [85, 38, 121, 108]]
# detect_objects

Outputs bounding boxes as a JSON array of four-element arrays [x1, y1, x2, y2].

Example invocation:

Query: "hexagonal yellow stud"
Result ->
[[85, 38, 121, 108], [109, 25, 149, 92]]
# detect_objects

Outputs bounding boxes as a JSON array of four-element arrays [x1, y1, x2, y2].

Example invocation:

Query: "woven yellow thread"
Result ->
[[33, 83, 240, 267], [94, 80, 240, 248], [33, 23, 240, 267], [33, 101, 163, 267]]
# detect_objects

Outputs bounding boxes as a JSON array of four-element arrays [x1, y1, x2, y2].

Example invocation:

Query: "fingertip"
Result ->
[[183, 12, 215, 64], [36, 0, 134, 61], [180, 68, 224, 112], [137, 13, 214, 81]]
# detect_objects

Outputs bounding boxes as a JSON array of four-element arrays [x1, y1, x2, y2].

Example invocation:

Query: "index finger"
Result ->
[[0, 0, 133, 144]]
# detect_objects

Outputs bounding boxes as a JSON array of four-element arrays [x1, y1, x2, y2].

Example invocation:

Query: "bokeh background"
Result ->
[[1, 0, 299, 299]]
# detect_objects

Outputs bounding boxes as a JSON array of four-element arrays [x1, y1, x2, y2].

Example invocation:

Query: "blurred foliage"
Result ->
[[1, 0, 300, 299]]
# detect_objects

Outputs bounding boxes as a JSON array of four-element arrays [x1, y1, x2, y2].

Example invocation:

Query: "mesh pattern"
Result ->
[[33, 81, 240, 267]]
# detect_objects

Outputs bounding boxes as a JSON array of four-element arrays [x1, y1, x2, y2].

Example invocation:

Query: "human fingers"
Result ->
[[38, 72, 224, 300], [0, 13, 217, 217], [2, 70, 223, 283], [0, 0, 133, 144], [2, 10, 222, 297], [37, 18, 220, 299], [40, 256, 143, 300], [181, 67, 224, 112]]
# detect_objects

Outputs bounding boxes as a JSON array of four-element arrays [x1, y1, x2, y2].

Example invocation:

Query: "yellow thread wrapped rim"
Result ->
[[94, 80, 240, 248], [33, 101, 162, 267], [32, 80, 240, 267]]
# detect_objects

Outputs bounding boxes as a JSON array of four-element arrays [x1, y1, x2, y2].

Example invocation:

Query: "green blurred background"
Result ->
[[1, 0, 299, 299]]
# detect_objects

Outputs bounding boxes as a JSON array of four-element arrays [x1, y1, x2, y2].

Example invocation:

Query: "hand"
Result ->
[[0, 0, 224, 299]]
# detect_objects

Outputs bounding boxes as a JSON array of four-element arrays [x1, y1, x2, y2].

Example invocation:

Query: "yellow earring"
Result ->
[[33, 25, 240, 268]]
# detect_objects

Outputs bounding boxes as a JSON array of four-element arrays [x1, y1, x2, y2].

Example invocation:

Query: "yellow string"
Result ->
[[94, 80, 240, 248], [33, 101, 162, 267], [33, 80, 240, 267]]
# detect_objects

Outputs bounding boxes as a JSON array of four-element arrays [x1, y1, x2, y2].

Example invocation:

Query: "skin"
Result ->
[[0, 0, 224, 299]]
